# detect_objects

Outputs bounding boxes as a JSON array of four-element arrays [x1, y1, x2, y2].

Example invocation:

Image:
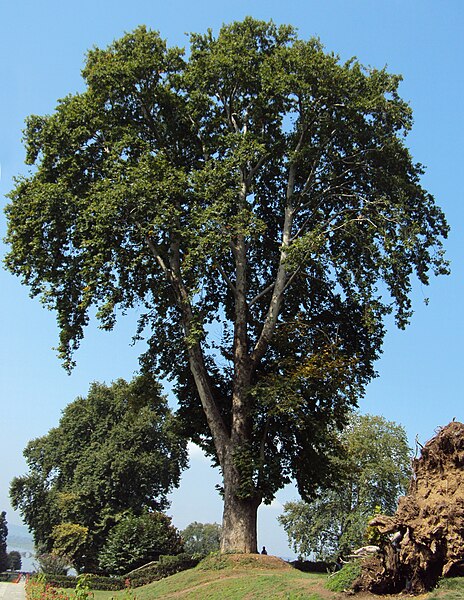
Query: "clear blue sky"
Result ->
[[1, 0, 463, 558]]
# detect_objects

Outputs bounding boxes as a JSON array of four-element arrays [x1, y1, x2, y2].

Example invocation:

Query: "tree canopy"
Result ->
[[279, 413, 412, 560], [181, 522, 222, 556], [7, 551, 22, 572], [10, 376, 187, 571], [5, 18, 448, 552]]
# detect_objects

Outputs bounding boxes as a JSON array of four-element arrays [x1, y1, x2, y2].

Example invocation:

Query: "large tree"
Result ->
[[279, 414, 411, 560], [5, 19, 448, 553], [10, 376, 187, 571]]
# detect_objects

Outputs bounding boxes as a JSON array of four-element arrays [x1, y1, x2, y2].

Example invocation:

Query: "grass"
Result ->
[[92, 556, 329, 600], [51, 556, 464, 600], [427, 577, 464, 600]]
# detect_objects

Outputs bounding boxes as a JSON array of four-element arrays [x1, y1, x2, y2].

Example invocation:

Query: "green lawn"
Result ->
[[89, 562, 464, 600], [93, 567, 328, 600]]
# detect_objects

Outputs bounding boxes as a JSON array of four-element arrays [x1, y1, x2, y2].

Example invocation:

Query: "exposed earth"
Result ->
[[354, 421, 464, 595]]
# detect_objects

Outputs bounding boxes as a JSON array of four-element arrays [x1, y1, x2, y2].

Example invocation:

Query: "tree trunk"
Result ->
[[220, 481, 260, 554], [219, 447, 261, 554]]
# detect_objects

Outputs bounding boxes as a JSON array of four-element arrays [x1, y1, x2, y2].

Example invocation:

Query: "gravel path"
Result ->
[[0, 582, 26, 600]]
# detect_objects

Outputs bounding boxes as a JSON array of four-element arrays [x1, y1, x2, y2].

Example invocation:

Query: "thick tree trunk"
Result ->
[[220, 476, 260, 554]]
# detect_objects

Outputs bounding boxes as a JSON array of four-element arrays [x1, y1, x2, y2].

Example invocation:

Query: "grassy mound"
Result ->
[[197, 553, 293, 571], [93, 554, 325, 599], [89, 557, 464, 600]]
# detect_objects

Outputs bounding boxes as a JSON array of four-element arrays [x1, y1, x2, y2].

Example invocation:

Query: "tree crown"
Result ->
[[5, 19, 448, 507]]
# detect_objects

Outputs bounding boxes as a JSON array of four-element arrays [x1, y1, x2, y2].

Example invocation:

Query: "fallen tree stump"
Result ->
[[353, 421, 464, 595]]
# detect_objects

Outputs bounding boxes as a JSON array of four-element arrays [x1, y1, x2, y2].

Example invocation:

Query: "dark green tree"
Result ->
[[0, 512, 8, 572], [181, 522, 222, 556], [278, 414, 411, 560], [10, 376, 187, 571], [4, 19, 448, 553], [98, 511, 183, 574], [7, 551, 22, 571]]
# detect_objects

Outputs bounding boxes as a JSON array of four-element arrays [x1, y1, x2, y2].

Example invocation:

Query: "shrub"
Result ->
[[26, 574, 69, 600], [99, 512, 183, 575], [40, 573, 125, 591], [127, 553, 199, 587], [290, 559, 334, 573], [0, 572, 20, 582], [35, 553, 71, 575]]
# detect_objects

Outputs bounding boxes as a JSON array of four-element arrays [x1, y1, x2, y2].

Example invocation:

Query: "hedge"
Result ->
[[0, 572, 20, 582], [290, 560, 334, 573], [38, 573, 125, 591], [126, 553, 200, 587]]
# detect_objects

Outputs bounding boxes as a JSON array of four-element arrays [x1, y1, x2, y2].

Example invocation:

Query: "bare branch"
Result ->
[[248, 281, 276, 308], [217, 263, 238, 297]]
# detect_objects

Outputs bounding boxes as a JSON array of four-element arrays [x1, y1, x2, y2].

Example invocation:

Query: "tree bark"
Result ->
[[220, 452, 261, 554]]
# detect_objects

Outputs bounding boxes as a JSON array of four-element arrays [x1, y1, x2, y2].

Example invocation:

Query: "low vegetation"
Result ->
[[23, 555, 464, 600]]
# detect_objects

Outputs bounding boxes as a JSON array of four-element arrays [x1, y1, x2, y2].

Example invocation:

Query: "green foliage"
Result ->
[[39, 573, 125, 591], [0, 512, 8, 572], [0, 573, 20, 582], [7, 550, 22, 570], [52, 523, 88, 566], [127, 553, 200, 587], [279, 413, 411, 560], [26, 574, 95, 600], [181, 522, 221, 556], [326, 561, 362, 592], [73, 574, 94, 600], [98, 511, 183, 575], [35, 553, 71, 575], [364, 505, 389, 546], [5, 18, 448, 543], [10, 376, 187, 572]]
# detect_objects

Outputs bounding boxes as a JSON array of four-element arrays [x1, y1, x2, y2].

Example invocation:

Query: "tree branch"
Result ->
[[141, 225, 230, 461]]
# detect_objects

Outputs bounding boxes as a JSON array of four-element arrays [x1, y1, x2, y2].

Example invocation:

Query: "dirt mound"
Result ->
[[354, 421, 464, 595]]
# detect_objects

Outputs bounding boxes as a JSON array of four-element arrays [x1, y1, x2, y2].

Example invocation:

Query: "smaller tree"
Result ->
[[181, 522, 222, 556], [35, 553, 71, 575], [7, 551, 22, 571], [279, 414, 411, 560], [0, 512, 8, 572], [98, 512, 183, 575], [11, 375, 188, 571]]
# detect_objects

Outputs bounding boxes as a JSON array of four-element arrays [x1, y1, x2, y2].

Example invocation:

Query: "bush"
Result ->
[[127, 553, 200, 587], [35, 553, 71, 575], [0, 572, 20, 582], [290, 559, 334, 573], [326, 561, 362, 592], [99, 512, 183, 575], [39, 573, 125, 591]]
